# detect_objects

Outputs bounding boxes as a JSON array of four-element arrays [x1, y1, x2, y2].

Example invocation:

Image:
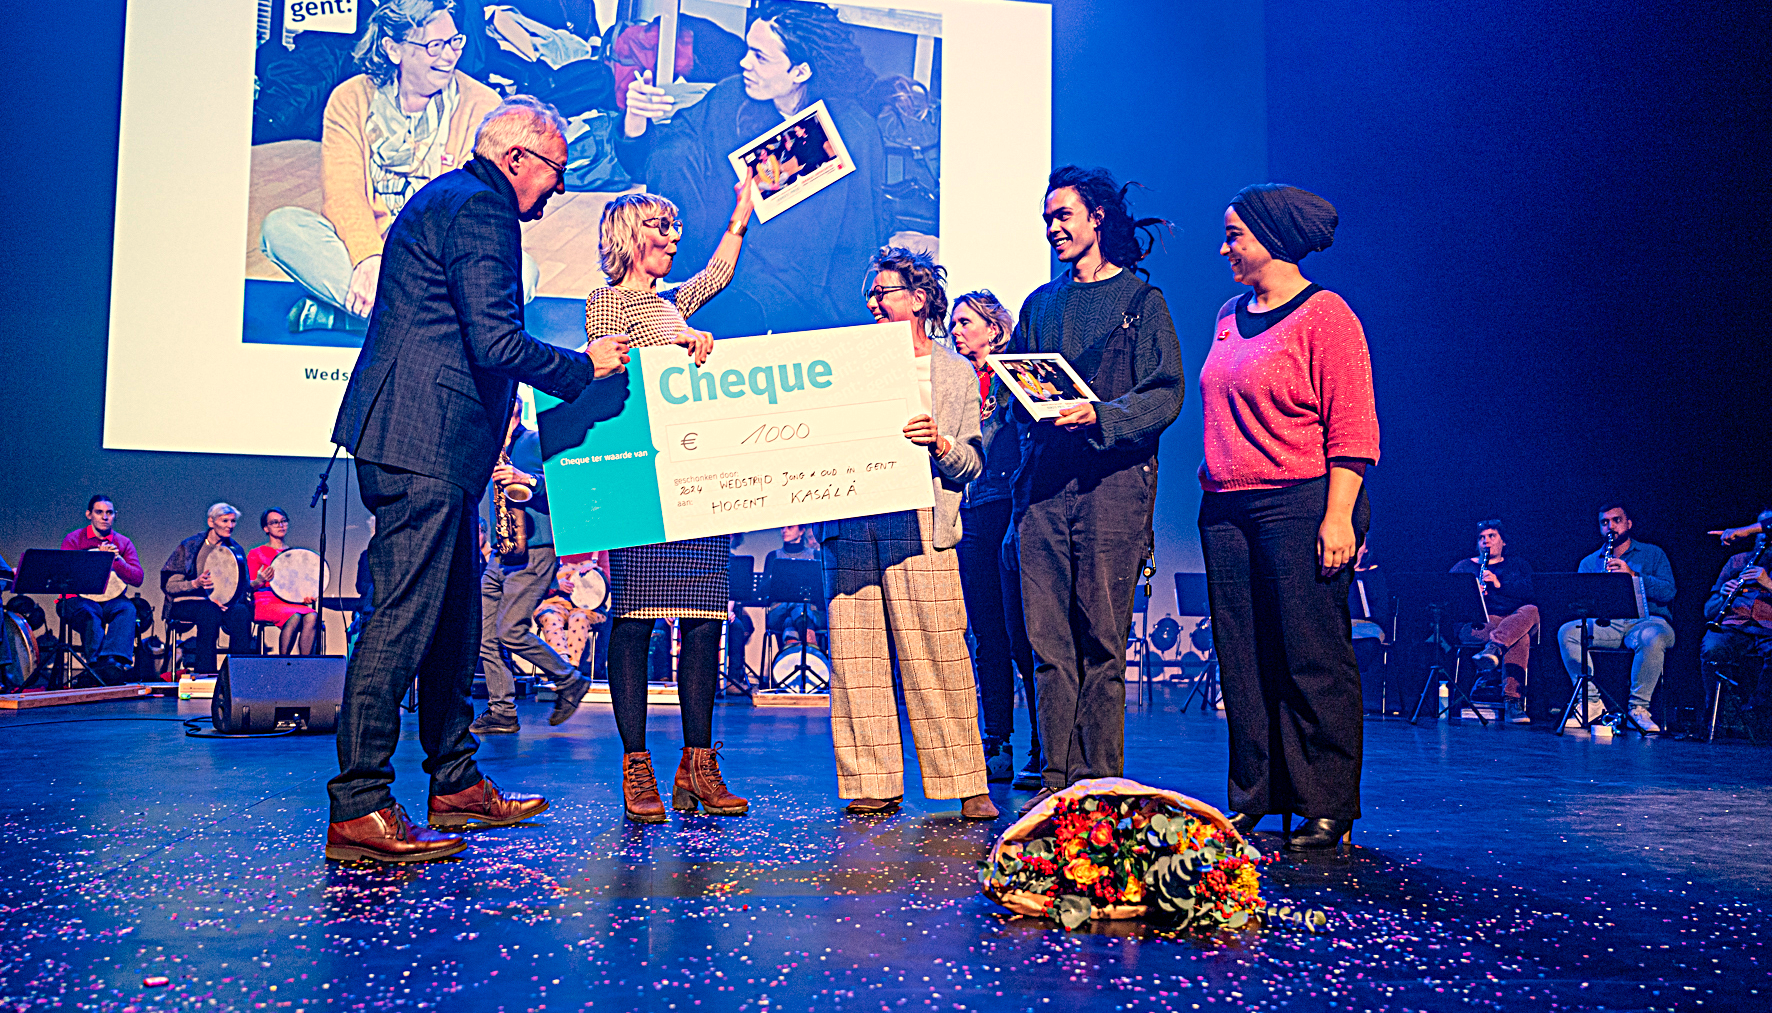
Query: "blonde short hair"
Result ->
[[598, 192, 679, 285], [953, 290, 1014, 354]]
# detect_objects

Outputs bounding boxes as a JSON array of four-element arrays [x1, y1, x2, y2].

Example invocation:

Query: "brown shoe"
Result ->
[[325, 804, 467, 863], [844, 796, 903, 816], [1018, 786, 1058, 814], [429, 777, 549, 828], [672, 742, 749, 815], [960, 794, 999, 820], [623, 751, 668, 824]]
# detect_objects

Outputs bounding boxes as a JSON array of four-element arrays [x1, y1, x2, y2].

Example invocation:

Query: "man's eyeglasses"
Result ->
[[866, 285, 909, 301], [398, 33, 468, 58], [520, 146, 568, 182], [641, 216, 684, 236]]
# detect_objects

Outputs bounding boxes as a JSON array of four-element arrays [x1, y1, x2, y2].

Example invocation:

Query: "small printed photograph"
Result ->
[[728, 100, 856, 223], [987, 353, 1098, 419]]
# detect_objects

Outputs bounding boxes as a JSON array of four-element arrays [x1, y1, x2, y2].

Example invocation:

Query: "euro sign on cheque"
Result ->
[[535, 322, 936, 554]]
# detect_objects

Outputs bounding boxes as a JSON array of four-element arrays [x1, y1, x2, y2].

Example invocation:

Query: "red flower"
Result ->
[[1088, 821, 1115, 848]]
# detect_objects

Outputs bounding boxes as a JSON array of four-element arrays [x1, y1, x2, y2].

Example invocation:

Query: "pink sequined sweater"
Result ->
[[1197, 289, 1380, 493]]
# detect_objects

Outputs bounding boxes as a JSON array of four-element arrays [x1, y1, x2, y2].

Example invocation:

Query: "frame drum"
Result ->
[[269, 548, 329, 605], [2, 612, 39, 690], [205, 546, 242, 606], [80, 555, 127, 602], [568, 565, 608, 612], [769, 641, 832, 689]]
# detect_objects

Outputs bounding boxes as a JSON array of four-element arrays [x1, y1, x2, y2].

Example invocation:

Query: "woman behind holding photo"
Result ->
[[1197, 184, 1378, 852], [823, 248, 994, 820], [585, 178, 755, 824], [950, 291, 1042, 786]]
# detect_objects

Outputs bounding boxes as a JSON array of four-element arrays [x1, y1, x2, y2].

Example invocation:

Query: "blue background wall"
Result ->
[[2, 0, 1768, 714]]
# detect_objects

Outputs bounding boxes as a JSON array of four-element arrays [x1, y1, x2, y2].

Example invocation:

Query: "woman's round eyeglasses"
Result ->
[[399, 34, 468, 58]]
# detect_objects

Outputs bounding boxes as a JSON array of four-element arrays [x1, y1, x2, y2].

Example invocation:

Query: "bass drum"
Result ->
[[568, 564, 608, 612], [2, 612, 40, 691], [269, 547, 329, 605], [769, 641, 831, 692]]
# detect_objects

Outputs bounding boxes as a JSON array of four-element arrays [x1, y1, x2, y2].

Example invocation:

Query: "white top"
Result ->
[[915, 353, 933, 416]]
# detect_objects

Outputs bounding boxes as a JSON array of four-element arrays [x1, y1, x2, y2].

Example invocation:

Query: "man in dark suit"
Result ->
[[325, 96, 630, 863]]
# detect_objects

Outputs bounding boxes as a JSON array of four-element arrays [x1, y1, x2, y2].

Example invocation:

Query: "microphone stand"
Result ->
[[311, 446, 341, 656]]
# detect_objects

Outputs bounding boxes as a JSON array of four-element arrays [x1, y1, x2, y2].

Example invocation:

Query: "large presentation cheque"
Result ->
[[536, 322, 935, 555]]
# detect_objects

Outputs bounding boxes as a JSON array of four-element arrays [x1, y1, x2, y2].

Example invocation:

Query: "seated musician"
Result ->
[[1349, 540, 1390, 713], [534, 554, 609, 680], [248, 508, 318, 656], [1449, 518, 1538, 723], [57, 495, 145, 684], [1701, 507, 1772, 715], [161, 503, 256, 675], [763, 524, 826, 650], [1556, 502, 1676, 732]]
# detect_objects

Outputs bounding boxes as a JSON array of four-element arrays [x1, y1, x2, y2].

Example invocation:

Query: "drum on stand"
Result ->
[[769, 641, 831, 692], [269, 548, 329, 606], [2, 612, 40, 691]]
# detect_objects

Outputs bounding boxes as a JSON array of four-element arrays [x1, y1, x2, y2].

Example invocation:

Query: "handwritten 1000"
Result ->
[[656, 360, 834, 406]]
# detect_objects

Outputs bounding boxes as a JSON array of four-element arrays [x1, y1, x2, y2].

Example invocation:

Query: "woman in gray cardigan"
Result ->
[[823, 248, 996, 820]]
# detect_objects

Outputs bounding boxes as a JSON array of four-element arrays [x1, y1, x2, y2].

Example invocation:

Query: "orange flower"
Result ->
[[1060, 837, 1085, 860], [1122, 877, 1145, 903], [1065, 858, 1106, 885], [1088, 821, 1115, 847]]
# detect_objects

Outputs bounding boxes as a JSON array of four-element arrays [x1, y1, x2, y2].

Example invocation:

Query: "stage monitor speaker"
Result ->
[[212, 656, 347, 733]]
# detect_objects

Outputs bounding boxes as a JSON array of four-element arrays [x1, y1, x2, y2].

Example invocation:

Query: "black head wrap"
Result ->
[[1229, 183, 1338, 264]]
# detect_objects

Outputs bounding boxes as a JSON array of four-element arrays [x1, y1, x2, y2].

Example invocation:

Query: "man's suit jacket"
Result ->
[[332, 156, 593, 493]]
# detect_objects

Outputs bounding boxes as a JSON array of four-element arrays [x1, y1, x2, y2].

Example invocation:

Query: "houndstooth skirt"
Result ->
[[607, 536, 730, 620]]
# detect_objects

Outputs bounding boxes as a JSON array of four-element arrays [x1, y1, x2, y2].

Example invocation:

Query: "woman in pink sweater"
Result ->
[[1197, 184, 1378, 852]]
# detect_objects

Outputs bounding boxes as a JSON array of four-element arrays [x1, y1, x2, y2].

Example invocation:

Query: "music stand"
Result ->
[[723, 556, 759, 696], [763, 557, 826, 694], [1172, 572, 1219, 713], [1388, 572, 1491, 725], [14, 549, 118, 689], [1532, 572, 1647, 736]]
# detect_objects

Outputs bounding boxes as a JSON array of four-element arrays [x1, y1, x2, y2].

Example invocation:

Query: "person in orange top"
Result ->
[[260, 0, 513, 334]]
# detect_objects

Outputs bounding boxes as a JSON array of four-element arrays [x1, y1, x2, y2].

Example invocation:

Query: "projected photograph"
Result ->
[[241, 0, 944, 350]]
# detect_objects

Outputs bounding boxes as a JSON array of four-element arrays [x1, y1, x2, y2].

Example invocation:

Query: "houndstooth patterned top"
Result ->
[[583, 257, 737, 620]]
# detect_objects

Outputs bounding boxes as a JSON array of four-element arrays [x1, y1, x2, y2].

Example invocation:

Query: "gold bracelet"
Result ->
[[727, 221, 747, 237]]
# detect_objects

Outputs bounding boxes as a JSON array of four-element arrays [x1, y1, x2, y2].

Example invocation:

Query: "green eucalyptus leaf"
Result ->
[[1054, 894, 1092, 931], [1228, 911, 1248, 929], [1150, 814, 1170, 834], [1308, 910, 1328, 929]]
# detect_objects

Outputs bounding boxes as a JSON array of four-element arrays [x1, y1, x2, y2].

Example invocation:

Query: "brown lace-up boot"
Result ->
[[622, 751, 668, 824], [672, 742, 749, 815]]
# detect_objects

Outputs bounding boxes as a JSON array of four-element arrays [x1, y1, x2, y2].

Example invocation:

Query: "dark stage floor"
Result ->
[[1, 689, 1767, 1013]]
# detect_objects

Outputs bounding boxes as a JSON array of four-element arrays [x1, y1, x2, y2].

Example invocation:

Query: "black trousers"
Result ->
[[958, 498, 1038, 751], [1018, 463, 1154, 788], [1199, 476, 1369, 822], [167, 598, 254, 675], [1702, 628, 1772, 709], [328, 461, 484, 823]]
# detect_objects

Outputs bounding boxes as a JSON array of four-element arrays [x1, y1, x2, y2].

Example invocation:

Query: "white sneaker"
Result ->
[[1565, 699, 1605, 727], [1628, 706, 1660, 733]]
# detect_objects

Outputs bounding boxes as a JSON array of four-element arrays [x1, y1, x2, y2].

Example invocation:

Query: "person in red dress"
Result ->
[[248, 508, 318, 656]]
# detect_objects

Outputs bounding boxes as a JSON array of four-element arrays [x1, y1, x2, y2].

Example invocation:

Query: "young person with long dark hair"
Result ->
[[1008, 166, 1184, 810], [1198, 184, 1378, 851]]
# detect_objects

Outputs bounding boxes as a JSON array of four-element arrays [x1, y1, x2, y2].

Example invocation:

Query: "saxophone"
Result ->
[[493, 409, 534, 559]]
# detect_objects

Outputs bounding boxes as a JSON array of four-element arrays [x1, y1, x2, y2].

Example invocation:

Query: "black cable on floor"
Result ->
[[182, 716, 302, 739]]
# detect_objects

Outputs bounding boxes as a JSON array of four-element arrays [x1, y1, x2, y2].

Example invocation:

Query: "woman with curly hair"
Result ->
[[617, 0, 886, 336], [583, 176, 757, 824], [822, 248, 995, 821], [260, 0, 515, 333]]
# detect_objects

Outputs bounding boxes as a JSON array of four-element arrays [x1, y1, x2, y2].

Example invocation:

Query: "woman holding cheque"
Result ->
[[823, 248, 996, 820], [584, 177, 755, 824]]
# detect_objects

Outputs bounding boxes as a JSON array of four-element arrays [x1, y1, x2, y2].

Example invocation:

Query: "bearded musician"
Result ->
[[1702, 507, 1772, 715]]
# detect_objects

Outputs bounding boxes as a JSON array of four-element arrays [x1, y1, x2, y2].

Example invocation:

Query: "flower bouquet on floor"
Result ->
[[978, 778, 1265, 932]]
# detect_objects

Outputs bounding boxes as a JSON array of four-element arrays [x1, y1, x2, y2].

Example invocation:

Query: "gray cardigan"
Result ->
[[926, 343, 984, 549]]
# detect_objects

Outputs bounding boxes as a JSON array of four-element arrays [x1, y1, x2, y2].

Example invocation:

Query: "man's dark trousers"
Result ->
[[328, 460, 485, 823], [59, 597, 136, 669], [1019, 463, 1153, 787]]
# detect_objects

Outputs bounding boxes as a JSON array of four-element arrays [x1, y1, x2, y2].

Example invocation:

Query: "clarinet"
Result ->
[[1476, 543, 1491, 599], [1600, 530, 1617, 571], [1710, 530, 1772, 632]]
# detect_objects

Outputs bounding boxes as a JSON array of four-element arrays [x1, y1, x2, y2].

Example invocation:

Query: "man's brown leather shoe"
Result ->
[[623, 751, 668, 823], [428, 778, 549, 828], [843, 795, 902, 816], [326, 804, 467, 863], [672, 743, 749, 815]]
